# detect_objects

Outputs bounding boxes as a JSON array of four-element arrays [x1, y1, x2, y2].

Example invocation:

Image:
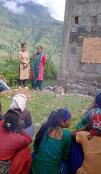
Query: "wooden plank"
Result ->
[[82, 38, 101, 63]]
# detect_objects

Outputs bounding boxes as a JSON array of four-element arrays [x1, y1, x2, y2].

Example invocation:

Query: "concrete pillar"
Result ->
[[60, 0, 72, 81]]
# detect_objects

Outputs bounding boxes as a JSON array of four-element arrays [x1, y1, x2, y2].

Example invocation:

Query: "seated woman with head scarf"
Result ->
[[69, 92, 101, 174], [32, 108, 72, 174], [10, 93, 34, 137], [76, 108, 101, 174], [76, 92, 101, 130], [0, 110, 32, 174]]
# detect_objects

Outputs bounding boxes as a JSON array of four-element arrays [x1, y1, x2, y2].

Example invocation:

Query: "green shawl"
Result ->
[[32, 52, 42, 80]]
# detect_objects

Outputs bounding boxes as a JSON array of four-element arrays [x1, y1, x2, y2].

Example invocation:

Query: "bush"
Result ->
[[3, 70, 19, 86], [44, 59, 58, 80], [1, 59, 19, 86], [0, 58, 57, 86]]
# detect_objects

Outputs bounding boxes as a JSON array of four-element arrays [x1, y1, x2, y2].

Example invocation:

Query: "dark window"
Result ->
[[75, 17, 79, 24]]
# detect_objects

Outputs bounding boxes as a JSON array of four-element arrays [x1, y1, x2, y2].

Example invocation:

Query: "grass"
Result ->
[[0, 91, 92, 131]]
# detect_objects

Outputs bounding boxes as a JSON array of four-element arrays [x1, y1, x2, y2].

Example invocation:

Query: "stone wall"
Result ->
[[60, 0, 101, 94]]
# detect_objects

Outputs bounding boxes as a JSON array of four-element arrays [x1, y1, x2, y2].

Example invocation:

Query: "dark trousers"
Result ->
[[61, 139, 84, 174], [19, 80, 27, 87], [32, 80, 43, 91], [69, 139, 84, 174], [61, 160, 69, 174]]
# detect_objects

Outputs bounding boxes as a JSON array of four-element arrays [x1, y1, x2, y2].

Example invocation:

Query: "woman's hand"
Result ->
[[23, 63, 27, 68]]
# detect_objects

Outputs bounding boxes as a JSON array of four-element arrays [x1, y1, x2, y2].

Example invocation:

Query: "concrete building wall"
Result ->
[[60, 0, 101, 94]]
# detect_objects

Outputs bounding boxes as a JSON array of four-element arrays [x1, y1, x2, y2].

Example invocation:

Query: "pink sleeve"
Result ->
[[42, 54, 46, 64]]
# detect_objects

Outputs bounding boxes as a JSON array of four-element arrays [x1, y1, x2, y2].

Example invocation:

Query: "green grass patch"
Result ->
[[0, 92, 92, 131]]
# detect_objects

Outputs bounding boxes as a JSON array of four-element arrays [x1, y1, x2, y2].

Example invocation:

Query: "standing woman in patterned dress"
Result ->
[[19, 43, 30, 87], [32, 46, 46, 91]]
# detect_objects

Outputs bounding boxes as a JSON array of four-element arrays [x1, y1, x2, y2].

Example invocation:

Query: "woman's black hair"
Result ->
[[13, 108, 22, 115], [34, 108, 70, 151], [3, 110, 21, 132], [38, 46, 43, 50], [21, 43, 26, 48]]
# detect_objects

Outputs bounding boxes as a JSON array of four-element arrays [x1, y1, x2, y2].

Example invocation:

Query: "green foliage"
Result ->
[[1, 59, 19, 86], [0, 3, 63, 68], [0, 58, 57, 86], [0, 3, 63, 85], [0, 93, 92, 131], [44, 59, 58, 80]]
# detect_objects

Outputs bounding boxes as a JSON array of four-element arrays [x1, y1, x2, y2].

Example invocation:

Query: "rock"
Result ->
[[35, 123, 41, 128], [47, 86, 56, 91], [64, 80, 98, 96]]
